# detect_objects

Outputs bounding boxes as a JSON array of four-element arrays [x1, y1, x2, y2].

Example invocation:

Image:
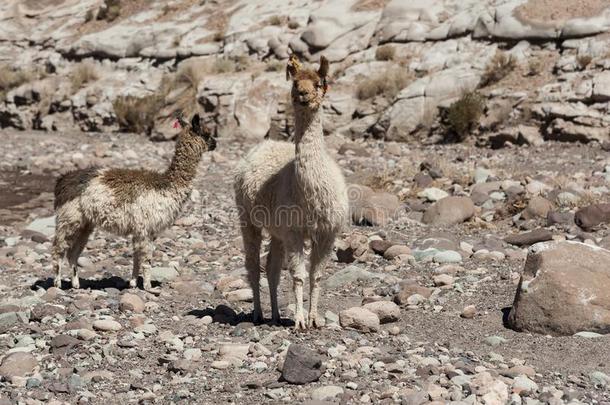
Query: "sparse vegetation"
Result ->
[[70, 62, 99, 93], [287, 20, 300, 29], [0, 65, 34, 100], [175, 60, 206, 90], [211, 58, 236, 74], [480, 52, 516, 87], [356, 67, 411, 100], [84, 9, 95, 23], [268, 15, 283, 26], [97, 0, 121, 22], [576, 54, 592, 71], [266, 60, 284, 72], [445, 91, 485, 140], [375, 45, 396, 61], [212, 31, 224, 42], [113, 94, 165, 134], [527, 58, 542, 76]]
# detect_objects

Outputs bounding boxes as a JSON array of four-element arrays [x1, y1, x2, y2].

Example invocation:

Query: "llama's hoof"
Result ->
[[307, 315, 322, 329], [129, 279, 138, 289], [53, 278, 62, 289], [143, 279, 152, 291], [293, 315, 307, 331], [71, 278, 80, 289]]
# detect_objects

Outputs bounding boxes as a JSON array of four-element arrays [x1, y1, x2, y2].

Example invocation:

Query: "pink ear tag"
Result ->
[[173, 120, 181, 129]]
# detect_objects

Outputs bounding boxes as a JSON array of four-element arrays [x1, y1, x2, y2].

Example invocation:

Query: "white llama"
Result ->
[[52, 114, 216, 291], [234, 55, 349, 329]]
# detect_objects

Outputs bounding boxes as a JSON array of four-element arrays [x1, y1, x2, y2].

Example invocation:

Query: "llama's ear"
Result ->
[[318, 56, 329, 80], [191, 114, 201, 133], [286, 54, 301, 81]]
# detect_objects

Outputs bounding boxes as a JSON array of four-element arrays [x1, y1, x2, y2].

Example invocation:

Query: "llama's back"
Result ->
[[234, 140, 295, 211]]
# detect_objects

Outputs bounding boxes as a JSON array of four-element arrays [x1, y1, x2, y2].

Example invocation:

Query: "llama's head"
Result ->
[[286, 54, 329, 111], [176, 114, 217, 153]]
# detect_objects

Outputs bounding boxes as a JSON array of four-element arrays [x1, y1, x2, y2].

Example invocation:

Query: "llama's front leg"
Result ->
[[266, 238, 284, 325], [243, 226, 263, 323], [308, 236, 334, 328], [52, 230, 70, 289], [132, 237, 153, 290], [287, 239, 306, 330]]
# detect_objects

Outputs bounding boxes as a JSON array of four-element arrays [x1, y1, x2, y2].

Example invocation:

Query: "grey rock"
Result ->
[[281, 344, 323, 385]]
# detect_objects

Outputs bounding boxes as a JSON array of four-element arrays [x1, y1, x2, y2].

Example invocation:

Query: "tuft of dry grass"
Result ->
[[265, 60, 284, 72], [576, 54, 592, 71], [97, 0, 121, 22], [71, 61, 99, 93], [480, 52, 517, 87], [287, 20, 300, 29], [527, 57, 543, 76], [356, 67, 411, 100], [375, 45, 396, 61], [268, 15, 283, 26], [445, 91, 485, 141], [113, 94, 165, 134], [0, 65, 35, 100]]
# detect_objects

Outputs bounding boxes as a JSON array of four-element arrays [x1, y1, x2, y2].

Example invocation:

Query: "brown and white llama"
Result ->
[[234, 55, 349, 329], [52, 114, 216, 291]]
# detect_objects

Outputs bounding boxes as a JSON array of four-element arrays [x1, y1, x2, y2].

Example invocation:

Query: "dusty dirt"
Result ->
[[0, 129, 609, 403]]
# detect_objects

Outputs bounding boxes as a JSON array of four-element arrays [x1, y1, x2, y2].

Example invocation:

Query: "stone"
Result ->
[[325, 265, 388, 289], [369, 239, 394, 255], [119, 293, 145, 313], [422, 196, 475, 226], [433, 274, 454, 287], [150, 267, 179, 282], [418, 187, 449, 202], [433, 250, 462, 263], [485, 336, 508, 347], [522, 196, 554, 220], [362, 301, 400, 324], [281, 344, 323, 385], [93, 319, 123, 332], [512, 375, 538, 395], [504, 229, 553, 247], [508, 241, 610, 335], [336, 233, 370, 263], [25, 216, 55, 238], [461, 305, 477, 319], [339, 307, 380, 332], [383, 245, 411, 260], [0, 352, 37, 378], [311, 386, 344, 401], [349, 184, 400, 226], [394, 283, 432, 305], [574, 203, 610, 230]]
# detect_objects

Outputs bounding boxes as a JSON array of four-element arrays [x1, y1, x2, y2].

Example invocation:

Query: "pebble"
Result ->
[[311, 385, 344, 401], [460, 305, 477, 319], [339, 307, 380, 332], [93, 319, 123, 332]]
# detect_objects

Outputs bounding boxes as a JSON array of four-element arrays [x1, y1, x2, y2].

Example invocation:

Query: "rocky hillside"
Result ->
[[1, 0, 610, 143]]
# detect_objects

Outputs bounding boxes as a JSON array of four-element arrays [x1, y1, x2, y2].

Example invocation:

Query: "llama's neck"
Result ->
[[164, 138, 202, 189], [294, 107, 328, 195]]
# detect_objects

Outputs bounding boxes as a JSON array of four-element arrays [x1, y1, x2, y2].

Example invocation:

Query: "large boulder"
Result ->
[[508, 241, 610, 336]]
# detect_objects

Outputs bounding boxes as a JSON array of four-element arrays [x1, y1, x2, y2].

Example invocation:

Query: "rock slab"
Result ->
[[508, 241, 610, 336], [281, 344, 323, 385]]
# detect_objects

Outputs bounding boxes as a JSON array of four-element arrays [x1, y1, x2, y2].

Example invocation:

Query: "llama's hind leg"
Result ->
[[132, 237, 153, 290], [266, 237, 284, 325], [242, 224, 263, 323], [53, 212, 81, 289], [286, 236, 306, 330], [308, 235, 334, 328], [66, 224, 93, 289]]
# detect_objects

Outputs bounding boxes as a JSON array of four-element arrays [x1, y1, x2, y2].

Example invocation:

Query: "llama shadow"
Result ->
[[187, 304, 295, 327], [501, 306, 513, 329], [31, 277, 161, 291]]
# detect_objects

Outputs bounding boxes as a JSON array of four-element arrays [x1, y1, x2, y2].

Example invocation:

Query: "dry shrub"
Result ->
[[175, 61, 206, 90], [356, 67, 411, 100], [445, 92, 485, 140], [113, 94, 164, 134], [84, 9, 95, 22], [71, 62, 99, 93], [268, 15, 283, 26], [481, 52, 516, 87], [266, 60, 284, 72], [98, 0, 120, 22], [0, 65, 33, 100], [527, 58, 542, 76], [287, 20, 300, 29], [375, 45, 396, 61], [576, 54, 592, 71]]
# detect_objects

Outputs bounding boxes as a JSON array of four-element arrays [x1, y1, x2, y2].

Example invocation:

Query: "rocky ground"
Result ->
[[0, 129, 609, 404]]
